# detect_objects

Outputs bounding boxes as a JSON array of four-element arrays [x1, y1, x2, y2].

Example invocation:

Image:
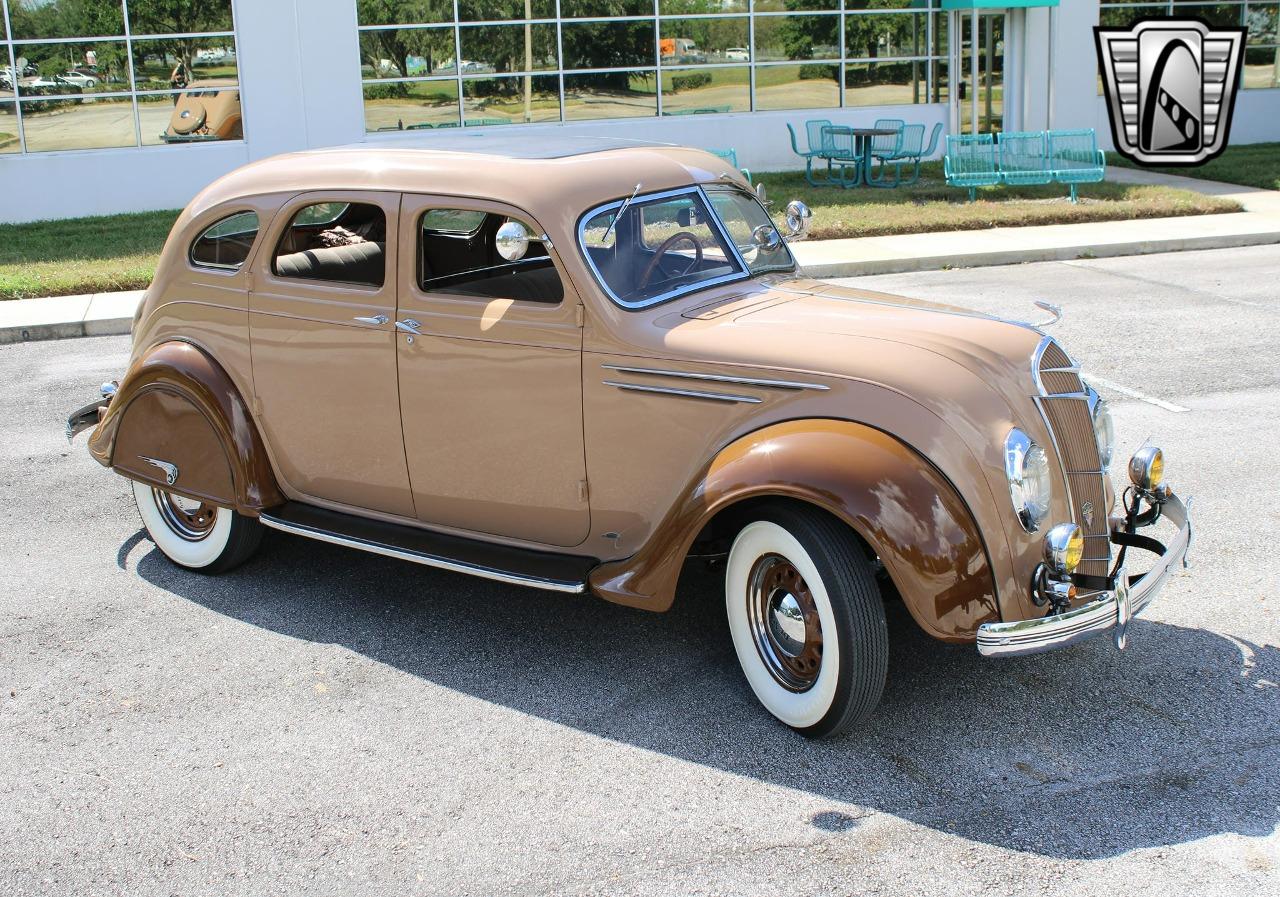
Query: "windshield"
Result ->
[[579, 185, 795, 309]]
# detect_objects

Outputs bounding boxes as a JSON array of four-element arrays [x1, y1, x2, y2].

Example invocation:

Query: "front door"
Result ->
[[249, 191, 416, 518], [394, 194, 590, 548], [957, 11, 1006, 133]]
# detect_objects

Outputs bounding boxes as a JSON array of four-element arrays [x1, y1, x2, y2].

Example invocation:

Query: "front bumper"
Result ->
[[976, 492, 1191, 658]]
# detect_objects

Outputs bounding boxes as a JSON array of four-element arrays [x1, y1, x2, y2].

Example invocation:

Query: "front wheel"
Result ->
[[725, 505, 888, 738], [131, 479, 262, 573]]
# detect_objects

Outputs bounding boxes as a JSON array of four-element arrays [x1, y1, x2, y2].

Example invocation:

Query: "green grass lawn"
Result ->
[[1107, 142, 1280, 191], [0, 166, 1239, 300], [0, 210, 179, 301]]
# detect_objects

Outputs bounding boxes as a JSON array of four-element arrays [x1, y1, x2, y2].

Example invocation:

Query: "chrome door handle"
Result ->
[[395, 319, 422, 335], [353, 314, 389, 325]]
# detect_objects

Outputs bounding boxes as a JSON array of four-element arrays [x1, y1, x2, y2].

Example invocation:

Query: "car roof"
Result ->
[[186, 134, 747, 227]]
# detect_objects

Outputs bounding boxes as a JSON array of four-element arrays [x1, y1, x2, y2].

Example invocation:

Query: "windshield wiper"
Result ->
[[602, 183, 641, 243]]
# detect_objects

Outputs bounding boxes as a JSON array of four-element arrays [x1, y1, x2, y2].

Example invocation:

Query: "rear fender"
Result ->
[[88, 340, 282, 514], [588, 419, 999, 642]]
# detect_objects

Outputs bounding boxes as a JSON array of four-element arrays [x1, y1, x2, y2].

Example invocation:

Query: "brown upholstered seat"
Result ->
[[275, 241, 385, 286]]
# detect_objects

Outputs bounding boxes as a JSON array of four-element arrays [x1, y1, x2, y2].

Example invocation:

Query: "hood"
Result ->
[[658, 278, 1046, 401]]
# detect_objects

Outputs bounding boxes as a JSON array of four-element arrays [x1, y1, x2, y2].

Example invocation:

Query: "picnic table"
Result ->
[[819, 126, 901, 188]]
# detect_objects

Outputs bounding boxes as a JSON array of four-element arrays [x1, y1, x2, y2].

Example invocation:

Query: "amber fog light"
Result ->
[[1128, 446, 1164, 491], [1043, 523, 1084, 575]]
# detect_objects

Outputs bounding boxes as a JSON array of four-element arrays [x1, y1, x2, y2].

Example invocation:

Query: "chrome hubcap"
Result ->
[[152, 488, 217, 542], [747, 553, 823, 692]]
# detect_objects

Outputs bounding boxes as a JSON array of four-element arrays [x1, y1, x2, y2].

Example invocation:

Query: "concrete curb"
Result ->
[[0, 291, 141, 346], [795, 226, 1280, 278]]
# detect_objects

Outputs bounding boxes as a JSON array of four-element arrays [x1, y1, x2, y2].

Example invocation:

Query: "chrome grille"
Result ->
[[1034, 338, 1111, 578]]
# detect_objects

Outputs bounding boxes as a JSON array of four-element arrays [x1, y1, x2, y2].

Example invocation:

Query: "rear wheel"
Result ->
[[131, 479, 262, 573], [725, 505, 888, 738]]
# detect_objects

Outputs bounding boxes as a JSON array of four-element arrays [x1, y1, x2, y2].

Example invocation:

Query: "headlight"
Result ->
[[1129, 446, 1164, 491], [1090, 391, 1115, 470], [1005, 428, 1052, 533], [1043, 523, 1084, 574]]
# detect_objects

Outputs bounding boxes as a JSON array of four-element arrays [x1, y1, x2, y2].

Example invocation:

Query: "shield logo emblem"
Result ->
[[1095, 18, 1246, 166], [1081, 501, 1095, 529]]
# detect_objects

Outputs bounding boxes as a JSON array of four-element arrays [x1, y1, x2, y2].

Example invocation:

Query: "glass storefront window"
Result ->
[[563, 71, 657, 120], [462, 74, 560, 124], [661, 66, 749, 115], [363, 79, 461, 131], [0, 102, 18, 153], [0, 0, 243, 153], [359, 4, 949, 134]]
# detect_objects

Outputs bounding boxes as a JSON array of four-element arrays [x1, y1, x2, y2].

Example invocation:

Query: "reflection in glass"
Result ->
[[363, 80, 461, 131], [1246, 4, 1278, 43], [357, 0, 453, 27], [132, 37, 239, 92], [11, 41, 128, 95], [460, 24, 558, 72], [563, 71, 656, 120], [844, 61, 924, 107], [659, 0, 747, 12], [753, 63, 839, 110], [660, 66, 748, 115], [459, 0, 557, 21], [462, 75, 560, 124], [659, 18, 750, 65], [753, 15, 839, 63], [1244, 47, 1280, 88], [138, 88, 243, 145], [754, 0, 838, 11], [19, 96, 138, 152], [560, 0, 653, 17], [0, 104, 18, 153], [8, 0, 125, 40], [129, 0, 234, 36], [360, 27, 457, 78], [562, 21, 656, 70], [846, 13, 927, 60]]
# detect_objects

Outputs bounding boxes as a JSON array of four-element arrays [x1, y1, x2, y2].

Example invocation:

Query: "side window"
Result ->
[[273, 201, 387, 288], [190, 211, 259, 270], [419, 209, 563, 304]]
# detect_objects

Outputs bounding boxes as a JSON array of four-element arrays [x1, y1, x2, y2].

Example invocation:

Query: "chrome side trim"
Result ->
[[603, 380, 763, 404], [600, 364, 829, 391], [977, 493, 1190, 658], [258, 514, 588, 594]]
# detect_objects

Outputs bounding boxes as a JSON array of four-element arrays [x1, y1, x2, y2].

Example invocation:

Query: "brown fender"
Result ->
[[88, 340, 283, 514], [587, 419, 999, 642]]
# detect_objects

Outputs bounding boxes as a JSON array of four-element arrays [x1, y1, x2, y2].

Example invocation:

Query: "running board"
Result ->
[[259, 503, 596, 594]]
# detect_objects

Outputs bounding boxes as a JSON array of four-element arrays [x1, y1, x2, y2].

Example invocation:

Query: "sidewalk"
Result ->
[[3, 170, 1278, 344]]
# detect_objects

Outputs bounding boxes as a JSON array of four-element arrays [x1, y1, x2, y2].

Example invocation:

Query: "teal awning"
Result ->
[[941, 0, 1059, 8]]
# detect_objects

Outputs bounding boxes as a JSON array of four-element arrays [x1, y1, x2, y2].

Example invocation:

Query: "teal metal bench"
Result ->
[[945, 128, 1107, 202], [944, 134, 1000, 201], [1048, 129, 1106, 202]]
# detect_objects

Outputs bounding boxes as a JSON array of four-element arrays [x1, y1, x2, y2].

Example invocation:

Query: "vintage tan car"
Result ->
[[162, 82, 242, 144], [68, 137, 1191, 737]]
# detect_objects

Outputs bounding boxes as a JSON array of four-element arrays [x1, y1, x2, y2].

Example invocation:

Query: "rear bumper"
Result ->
[[976, 492, 1191, 658], [66, 382, 116, 441]]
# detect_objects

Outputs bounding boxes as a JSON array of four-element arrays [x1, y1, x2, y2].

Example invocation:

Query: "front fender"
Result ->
[[588, 419, 999, 642], [88, 340, 282, 514]]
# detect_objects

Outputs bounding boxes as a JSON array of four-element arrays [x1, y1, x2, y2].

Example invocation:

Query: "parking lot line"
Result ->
[[1084, 374, 1191, 414]]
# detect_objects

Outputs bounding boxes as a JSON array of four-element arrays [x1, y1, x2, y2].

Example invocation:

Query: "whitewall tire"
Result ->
[[131, 479, 262, 573], [725, 505, 889, 738]]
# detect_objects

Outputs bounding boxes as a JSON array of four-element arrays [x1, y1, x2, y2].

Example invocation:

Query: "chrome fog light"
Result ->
[[1128, 446, 1165, 491], [1043, 523, 1084, 574]]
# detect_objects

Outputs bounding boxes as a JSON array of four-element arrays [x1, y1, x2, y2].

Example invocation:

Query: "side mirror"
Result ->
[[495, 220, 530, 261], [783, 200, 812, 241], [755, 182, 768, 205], [751, 223, 782, 253]]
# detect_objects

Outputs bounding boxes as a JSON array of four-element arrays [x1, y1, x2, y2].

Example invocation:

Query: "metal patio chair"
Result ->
[[868, 121, 943, 188], [787, 119, 834, 186], [708, 147, 752, 184]]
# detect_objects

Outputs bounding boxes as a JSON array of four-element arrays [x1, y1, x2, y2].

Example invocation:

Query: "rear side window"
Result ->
[[190, 211, 259, 270], [419, 208, 563, 304], [273, 201, 387, 287]]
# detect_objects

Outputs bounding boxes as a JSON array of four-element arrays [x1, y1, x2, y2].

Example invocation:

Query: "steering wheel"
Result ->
[[639, 231, 704, 290]]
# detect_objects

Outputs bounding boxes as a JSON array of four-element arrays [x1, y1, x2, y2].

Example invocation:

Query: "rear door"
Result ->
[[394, 194, 590, 548], [249, 191, 415, 518]]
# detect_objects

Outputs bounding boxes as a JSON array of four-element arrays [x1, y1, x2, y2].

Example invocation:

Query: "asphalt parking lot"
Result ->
[[2, 245, 1277, 895]]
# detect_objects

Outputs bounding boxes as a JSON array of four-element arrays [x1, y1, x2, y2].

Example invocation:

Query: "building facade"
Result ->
[[1, 0, 1276, 223]]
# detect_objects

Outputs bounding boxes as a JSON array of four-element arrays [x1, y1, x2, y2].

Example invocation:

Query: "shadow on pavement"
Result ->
[[132, 527, 1280, 860]]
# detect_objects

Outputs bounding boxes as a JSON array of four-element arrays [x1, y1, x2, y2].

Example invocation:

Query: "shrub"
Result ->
[[670, 71, 712, 92], [362, 82, 410, 101]]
